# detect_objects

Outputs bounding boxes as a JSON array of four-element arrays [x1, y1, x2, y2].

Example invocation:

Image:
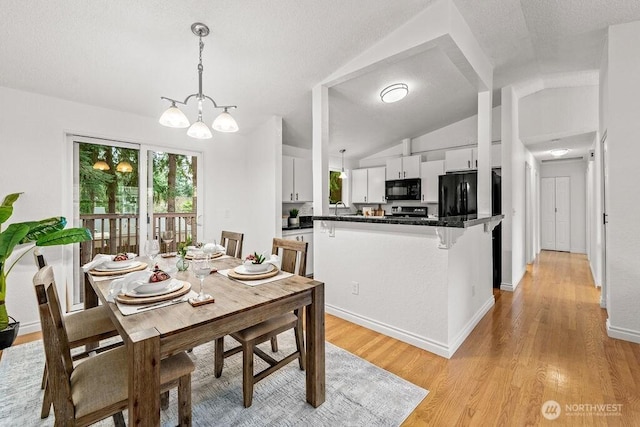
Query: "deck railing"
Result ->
[[79, 212, 197, 265]]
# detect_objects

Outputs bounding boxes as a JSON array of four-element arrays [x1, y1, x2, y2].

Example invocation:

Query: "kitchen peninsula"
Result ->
[[313, 214, 503, 358]]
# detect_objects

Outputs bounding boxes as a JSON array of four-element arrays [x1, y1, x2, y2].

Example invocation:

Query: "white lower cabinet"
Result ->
[[282, 229, 313, 276]]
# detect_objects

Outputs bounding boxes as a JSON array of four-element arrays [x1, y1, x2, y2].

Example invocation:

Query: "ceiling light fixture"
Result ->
[[550, 148, 570, 157], [92, 160, 110, 171], [339, 149, 348, 179], [116, 161, 133, 173], [159, 23, 239, 139], [380, 83, 409, 103]]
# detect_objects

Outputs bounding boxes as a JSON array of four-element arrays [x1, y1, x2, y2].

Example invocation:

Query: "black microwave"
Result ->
[[385, 178, 421, 201]]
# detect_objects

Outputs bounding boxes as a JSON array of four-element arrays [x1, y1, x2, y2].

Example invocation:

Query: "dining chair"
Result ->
[[33, 265, 194, 427], [33, 249, 122, 419], [214, 237, 307, 407], [220, 230, 244, 258]]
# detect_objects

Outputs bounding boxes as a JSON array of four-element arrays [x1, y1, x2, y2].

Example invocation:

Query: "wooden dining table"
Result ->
[[85, 256, 325, 426]]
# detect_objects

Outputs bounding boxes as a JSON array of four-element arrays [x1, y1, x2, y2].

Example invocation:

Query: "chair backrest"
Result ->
[[221, 231, 244, 258], [33, 265, 75, 420], [271, 238, 308, 276]]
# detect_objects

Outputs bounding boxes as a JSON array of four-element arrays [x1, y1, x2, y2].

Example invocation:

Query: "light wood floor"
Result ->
[[327, 250, 640, 425], [4, 251, 639, 425]]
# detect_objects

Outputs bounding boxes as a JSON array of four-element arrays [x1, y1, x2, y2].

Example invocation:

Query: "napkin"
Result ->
[[82, 252, 137, 272], [107, 270, 153, 302], [265, 254, 281, 270], [203, 243, 226, 254]]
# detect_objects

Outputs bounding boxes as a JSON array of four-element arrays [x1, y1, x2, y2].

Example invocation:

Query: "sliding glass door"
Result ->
[[72, 137, 201, 308]]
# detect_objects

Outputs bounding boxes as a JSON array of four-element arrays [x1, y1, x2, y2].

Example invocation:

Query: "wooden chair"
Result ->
[[33, 265, 194, 427], [220, 230, 244, 258], [33, 249, 122, 419], [214, 238, 307, 407]]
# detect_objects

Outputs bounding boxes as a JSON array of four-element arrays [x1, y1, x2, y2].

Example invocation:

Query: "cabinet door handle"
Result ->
[[364, 196, 367, 202], [296, 193, 298, 200], [290, 193, 293, 201], [467, 160, 471, 168], [301, 236, 304, 241], [422, 194, 424, 201], [404, 171, 406, 178], [475, 160, 478, 168]]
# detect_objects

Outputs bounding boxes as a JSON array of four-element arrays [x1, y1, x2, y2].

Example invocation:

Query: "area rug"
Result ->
[[0, 330, 428, 426]]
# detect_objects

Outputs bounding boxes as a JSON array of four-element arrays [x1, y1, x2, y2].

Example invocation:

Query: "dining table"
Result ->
[[85, 255, 325, 426]]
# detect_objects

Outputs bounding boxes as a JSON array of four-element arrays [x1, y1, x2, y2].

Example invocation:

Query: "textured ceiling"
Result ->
[[3, 0, 640, 160]]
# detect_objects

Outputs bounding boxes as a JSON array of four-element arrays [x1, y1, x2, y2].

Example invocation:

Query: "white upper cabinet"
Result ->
[[282, 156, 313, 202], [351, 167, 387, 204], [421, 160, 444, 203], [445, 148, 474, 172], [385, 155, 421, 180]]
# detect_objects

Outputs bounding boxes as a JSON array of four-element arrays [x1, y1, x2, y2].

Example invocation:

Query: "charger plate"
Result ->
[[90, 262, 148, 276], [185, 251, 223, 260], [115, 281, 191, 305], [227, 266, 279, 281]]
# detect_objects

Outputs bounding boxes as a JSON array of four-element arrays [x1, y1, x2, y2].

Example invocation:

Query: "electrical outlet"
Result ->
[[351, 281, 359, 295]]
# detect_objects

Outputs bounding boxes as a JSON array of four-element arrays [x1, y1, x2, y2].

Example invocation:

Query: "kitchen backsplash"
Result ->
[[283, 202, 313, 217]]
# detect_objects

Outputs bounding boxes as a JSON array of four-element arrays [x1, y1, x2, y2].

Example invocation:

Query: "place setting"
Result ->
[[217, 251, 292, 286], [82, 252, 148, 279]]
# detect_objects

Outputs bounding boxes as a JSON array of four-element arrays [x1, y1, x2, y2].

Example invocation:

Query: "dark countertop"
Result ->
[[312, 214, 504, 228], [282, 223, 314, 232]]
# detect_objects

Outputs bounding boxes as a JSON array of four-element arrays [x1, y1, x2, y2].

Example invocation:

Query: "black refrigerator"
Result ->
[[438, 170, 502, 288]]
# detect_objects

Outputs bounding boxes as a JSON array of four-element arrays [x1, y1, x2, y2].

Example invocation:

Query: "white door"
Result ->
[[541, 178, 556, 250], [294, 158, 313, 202], [367, 167, 387, 203], [555, 177, 571, 251], [541, 176, 571, 252], [402, 155, 421, 179], [386, 158, 403, 180], [351, 169, 368, 203], [282, 156, 294, 202]]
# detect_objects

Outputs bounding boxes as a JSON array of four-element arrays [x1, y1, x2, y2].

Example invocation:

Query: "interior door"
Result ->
[[555, 177, 571, 252], [541, 177, 557, 250]]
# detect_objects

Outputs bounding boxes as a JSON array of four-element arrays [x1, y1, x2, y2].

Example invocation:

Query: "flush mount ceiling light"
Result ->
[[380, 83, 409, 103], [550, 148, 570, 157], [116, 161, 133, 173], [92, 160, 110, 171], [339, 149, 348, 179], [159, 23, 239, 139]]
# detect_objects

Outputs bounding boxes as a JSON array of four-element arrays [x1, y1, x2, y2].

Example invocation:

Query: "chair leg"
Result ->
[[294, 318, 306, 371], [215, 337, 224, 378], [270, 336, 278, 352], [41, 364, 47, 389], [160, 390, 170, 410], [112, 412, 126, 427], [242, 341, 255, 408], [178, 374, 192, 427], [40, 378, 52, 419]]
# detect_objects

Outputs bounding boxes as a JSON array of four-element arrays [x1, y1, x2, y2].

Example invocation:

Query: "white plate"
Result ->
[[94, 261, 141, 272], [125, 279, 182, 297], [233, 263, 276, 275]]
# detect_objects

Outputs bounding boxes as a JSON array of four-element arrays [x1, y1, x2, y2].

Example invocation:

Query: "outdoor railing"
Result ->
[[79, 212, 197, 265]]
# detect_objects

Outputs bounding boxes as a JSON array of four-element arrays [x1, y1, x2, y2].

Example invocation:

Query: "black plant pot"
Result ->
[[0, 317, 20, 350]]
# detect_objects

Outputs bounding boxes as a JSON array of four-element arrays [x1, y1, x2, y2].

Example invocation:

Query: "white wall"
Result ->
[[0, 85, 275, 335], [601, 21, 640, 343], [540, 160, 587, 254], [519, 86, 599, 141]]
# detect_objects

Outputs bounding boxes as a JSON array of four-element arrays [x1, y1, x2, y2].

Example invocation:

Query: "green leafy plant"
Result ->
[[177, 236, 192, 258], [289, 209, 299, 218], [0, 193, 92, 330]]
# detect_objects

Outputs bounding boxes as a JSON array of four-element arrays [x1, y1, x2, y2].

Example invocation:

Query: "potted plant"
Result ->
[[0, 193, 92, 349], [288, 209, 299, 227]]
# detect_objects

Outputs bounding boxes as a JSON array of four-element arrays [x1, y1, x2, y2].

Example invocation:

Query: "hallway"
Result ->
[[327, 251, 640, 425]]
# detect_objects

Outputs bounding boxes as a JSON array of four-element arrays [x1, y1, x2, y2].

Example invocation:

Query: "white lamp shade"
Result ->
[[339, 170, 348, 179], [380, 83, 409, 103], [212, 110, 239, 133], [187, 120, 213, 139], [159, 106, 190, 128]]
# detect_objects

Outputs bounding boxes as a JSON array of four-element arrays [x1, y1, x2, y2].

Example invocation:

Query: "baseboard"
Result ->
[[327, 297, 495, 359], [447, 296, 495, 356], [589, 262, 601, 288], [16, 319, 40, 336], [325, 304, 452, 359], [606, 319, 640, 344], [570, 248, 586, 254], [500, 282, 515, 292]]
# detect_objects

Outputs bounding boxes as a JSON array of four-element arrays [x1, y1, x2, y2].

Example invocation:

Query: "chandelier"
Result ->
[[159, 23, 239, 139]]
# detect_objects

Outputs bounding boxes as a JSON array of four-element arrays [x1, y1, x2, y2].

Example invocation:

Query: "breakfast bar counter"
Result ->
[[313, 215, 502, 358]]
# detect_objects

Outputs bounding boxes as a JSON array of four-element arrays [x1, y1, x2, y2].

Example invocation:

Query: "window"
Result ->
[[329, 170, 343, 204]]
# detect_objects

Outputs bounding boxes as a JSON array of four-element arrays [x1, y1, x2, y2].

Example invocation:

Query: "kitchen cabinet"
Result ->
[[445, 148, 475, 172], [421, 160, 444, 203], [351, 167, 387, 204], [282, 228, 313, 276], [386, 155, 421, 180], [282, 156, 313, 202]]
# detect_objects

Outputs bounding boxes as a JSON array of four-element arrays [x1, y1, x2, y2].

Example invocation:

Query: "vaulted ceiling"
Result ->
[[2, 0, 640, 160]]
